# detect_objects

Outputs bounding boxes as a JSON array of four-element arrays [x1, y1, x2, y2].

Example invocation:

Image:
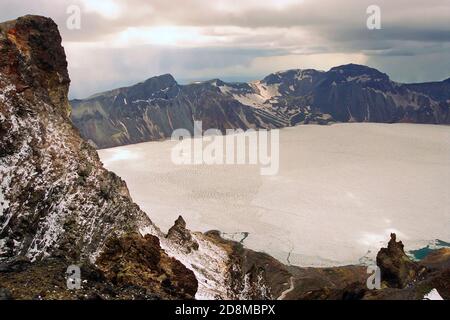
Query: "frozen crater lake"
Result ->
[[98, 123, 450, 267]]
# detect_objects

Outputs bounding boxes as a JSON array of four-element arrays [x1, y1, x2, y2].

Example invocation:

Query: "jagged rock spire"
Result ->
[[376, 233, 424, 288]]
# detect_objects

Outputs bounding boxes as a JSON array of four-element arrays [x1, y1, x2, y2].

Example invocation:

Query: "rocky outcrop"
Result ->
[[155, 218, 292, 300], [376, 233, 424, 288], [71, 64, 450, 149], [201, 230, 294, 300], [166, 216, 199, 254], [360, 239, 450, 300], [96, 232, 197, 299], [0, 15, 70, 117], [280, 234, 450, 300]]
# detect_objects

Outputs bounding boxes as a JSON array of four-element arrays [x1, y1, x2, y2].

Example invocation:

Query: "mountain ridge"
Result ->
[[71, 64, 450, 149], [1, 15, 450, 301], [73, 64, 443, 101]]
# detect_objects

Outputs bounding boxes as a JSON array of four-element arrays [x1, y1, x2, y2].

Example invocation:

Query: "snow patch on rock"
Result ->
[[423, 288, 444, 300], [140, 224, 231, 300]]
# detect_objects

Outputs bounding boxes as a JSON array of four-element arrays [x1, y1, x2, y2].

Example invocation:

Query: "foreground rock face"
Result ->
[[96, 232, 197, 299], [71, 65, 450, 149], [0, 255, 165, 300], [0, 15, 151, 262]]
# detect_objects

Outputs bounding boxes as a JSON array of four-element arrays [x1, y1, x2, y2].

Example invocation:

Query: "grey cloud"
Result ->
[[2, 0, 448, 43], [0, 0, 449, 98]]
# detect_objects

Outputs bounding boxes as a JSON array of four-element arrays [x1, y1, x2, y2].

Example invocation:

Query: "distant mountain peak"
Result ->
[[330, 63, 387, 76], [143, 73, 177, 84], [327, 64, 390, 84]]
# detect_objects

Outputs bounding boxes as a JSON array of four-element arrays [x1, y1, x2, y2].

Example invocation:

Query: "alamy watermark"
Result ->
[[66, 5, 81, 30], [366, 265, 381, 289], [66, 265, 81, 290], [171, 121, 280, 176], [366, 5, 382, 30]]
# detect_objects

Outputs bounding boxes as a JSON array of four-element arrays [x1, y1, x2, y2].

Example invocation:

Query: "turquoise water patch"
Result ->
[[408, 239, 450, 260]]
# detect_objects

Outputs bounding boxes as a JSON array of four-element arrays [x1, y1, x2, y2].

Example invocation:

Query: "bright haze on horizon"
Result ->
[[0, 0, 449, 99]]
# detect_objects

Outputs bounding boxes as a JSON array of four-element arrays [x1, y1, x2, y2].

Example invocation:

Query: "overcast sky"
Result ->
[[1, 0, 449, 99]]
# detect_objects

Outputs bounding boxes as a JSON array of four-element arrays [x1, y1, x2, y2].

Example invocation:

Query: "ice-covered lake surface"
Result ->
[[98, 123, 450, 267]]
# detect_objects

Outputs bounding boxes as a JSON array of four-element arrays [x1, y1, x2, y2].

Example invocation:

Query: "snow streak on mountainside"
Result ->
[[71, 65, 450, 149]]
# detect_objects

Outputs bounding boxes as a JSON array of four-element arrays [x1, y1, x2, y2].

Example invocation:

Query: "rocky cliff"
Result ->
[[0, 15, 145, 261], [71, 65, 450, 149]]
